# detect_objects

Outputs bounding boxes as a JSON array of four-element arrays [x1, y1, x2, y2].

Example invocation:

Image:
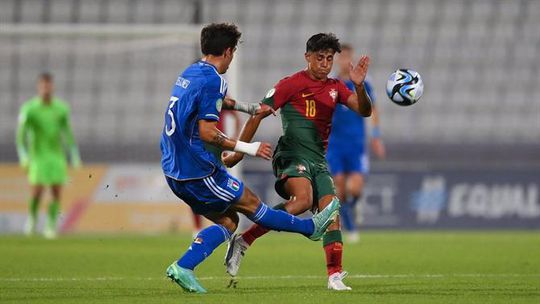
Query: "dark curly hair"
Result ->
[[306, 33, 341, 53], [200, 23, 242, 56]]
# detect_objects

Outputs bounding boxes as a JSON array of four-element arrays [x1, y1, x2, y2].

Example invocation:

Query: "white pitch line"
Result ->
[[1, 273, 539, 282]]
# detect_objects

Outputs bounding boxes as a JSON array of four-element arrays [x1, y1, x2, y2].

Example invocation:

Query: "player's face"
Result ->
[[337, 49, 353, 74], [305, 49, 336, 80], [221, 47, 237, 74], [37, 79, 54, 99]]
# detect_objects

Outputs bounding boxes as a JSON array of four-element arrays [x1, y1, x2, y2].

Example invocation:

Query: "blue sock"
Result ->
[[340, 203, 354, 231], [177, 224, 231, 270], [248, 202, 314, 236], [340, 199, 358, 232]]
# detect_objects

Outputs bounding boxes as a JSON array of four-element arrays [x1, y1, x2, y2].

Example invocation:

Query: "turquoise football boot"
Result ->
[[166, 262, 207, 294], [309, 197, 341, 241]]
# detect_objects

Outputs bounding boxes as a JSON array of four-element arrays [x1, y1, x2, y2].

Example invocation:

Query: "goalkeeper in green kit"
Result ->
[[16, 73, 81, 239]]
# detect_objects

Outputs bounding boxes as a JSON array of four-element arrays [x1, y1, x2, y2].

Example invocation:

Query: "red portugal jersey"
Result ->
[[262, 70, 353, 160]]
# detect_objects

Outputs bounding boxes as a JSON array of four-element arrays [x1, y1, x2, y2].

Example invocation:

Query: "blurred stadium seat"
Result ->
[[0, 0, 538, 163]]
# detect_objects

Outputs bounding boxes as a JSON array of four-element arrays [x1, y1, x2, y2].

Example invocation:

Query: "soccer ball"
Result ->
[[386, 69, 424, 106]]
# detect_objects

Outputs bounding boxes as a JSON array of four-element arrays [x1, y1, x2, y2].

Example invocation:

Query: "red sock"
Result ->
[[241, 224, 270, 245], [192, 213, 203, 230], [324, 242, 343, 276]]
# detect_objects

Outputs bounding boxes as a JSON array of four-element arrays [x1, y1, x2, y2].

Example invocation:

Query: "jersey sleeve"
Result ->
[[337, 80, 354, 104], [197, 76, 226, 122], [261, 77, 297, 110]]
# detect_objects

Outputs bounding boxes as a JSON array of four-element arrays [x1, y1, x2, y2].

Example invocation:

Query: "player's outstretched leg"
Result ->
[[231, 187, 340, 241], [167, 218, 236, 294], [166, 225, 226, 294], [226, 193, 341, 277]]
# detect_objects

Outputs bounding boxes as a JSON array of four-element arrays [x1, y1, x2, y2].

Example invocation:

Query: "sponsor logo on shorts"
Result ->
[[227, 178, 240, 191], [296, 164, 306, 173]]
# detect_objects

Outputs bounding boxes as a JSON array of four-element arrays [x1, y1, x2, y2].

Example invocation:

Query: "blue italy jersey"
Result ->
[[160, 61, 227, 181], [328, 77, 376, 149]]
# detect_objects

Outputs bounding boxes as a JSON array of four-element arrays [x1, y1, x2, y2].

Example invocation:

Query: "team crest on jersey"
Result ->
[[227, 178, 240, 191], [194, 237, 203, 244], [329, 88, 338, 102], [216, 98, 223, 112], [296, 164, 307, 173]]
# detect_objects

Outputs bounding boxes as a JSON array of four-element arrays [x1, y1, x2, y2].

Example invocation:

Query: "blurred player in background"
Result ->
[[192, 109, 242, 237], [223, 33, 372, 290], [16, 73, 81, 239], [327, 44, 385, 243], [161, 23, 340, 293]]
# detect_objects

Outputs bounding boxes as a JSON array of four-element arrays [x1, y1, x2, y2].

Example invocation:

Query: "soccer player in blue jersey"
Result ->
[[327, 44, 385, 242], [160, 23, 340, 294]]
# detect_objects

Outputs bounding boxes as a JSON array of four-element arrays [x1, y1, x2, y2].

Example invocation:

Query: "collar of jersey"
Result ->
[[197, 60, 219, 73]]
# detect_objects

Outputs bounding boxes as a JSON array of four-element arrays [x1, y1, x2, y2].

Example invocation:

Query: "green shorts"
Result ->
[[28, 157, 67, 185], [272, 154, 336, 203]]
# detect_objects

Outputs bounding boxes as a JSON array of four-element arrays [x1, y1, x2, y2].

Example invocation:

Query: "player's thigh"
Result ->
[[31, 185, 45, 199], [346, 173, 365, 198], [313, 164, 337, 203], [229, 186, 261, 216], [282, 177, 314, 214], [51, 185, 63, 201], [203, 209, 239, 233], [165, 170, 243, 215]]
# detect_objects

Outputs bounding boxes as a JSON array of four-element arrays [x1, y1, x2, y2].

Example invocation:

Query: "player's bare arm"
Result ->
[[198, 119, 272, 160], [223, 96, 276, 116], [346, 55, 372, 117], [221, 111, 269, 167]]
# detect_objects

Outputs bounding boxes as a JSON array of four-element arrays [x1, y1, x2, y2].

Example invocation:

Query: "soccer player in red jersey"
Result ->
[[223, 33, 372, 290]]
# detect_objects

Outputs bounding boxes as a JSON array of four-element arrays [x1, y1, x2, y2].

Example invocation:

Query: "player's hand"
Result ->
[[255, 103, 276, 117], [256, 142, 273, 160], [222, 152, 244, 168], [223, 96, 236, 109], [349, 55, 370, 86], [371, 138, 386, 159]]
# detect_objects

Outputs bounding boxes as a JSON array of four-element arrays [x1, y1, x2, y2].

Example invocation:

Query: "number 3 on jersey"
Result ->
[[305, 99, 316, 117], [165, 96, 179, 136]]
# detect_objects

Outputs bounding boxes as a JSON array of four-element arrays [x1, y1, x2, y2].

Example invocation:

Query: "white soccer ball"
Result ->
[[386, 69, 424, 106]]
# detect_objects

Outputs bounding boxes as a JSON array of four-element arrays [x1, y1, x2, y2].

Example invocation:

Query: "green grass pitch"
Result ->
[[1, 231, 539, 303]]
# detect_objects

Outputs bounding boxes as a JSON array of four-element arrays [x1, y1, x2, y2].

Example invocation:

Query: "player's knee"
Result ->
[[349, 188, 362, 199], [221, 213, 239, 233], [233, 187, 262, 216]]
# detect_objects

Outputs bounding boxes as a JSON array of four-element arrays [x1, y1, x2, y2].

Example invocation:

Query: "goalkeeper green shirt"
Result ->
[[16, 97, 80, 185]]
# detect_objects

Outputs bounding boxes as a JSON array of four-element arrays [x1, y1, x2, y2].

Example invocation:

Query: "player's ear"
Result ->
[[224, 47, 234, 59]]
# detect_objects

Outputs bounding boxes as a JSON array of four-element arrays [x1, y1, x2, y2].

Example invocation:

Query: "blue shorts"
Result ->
[[165, 167, 244, 215], [326, 144, 369, 175]]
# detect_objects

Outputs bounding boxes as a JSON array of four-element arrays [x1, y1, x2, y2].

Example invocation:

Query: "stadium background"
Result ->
[[0, 0, 539, 234]]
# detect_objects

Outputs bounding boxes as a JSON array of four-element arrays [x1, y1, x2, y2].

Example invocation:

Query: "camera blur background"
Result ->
[[0, 0, 539, 233], [1, 1, 539, 303]]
